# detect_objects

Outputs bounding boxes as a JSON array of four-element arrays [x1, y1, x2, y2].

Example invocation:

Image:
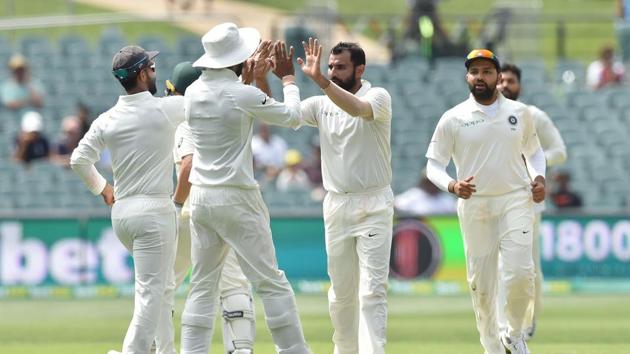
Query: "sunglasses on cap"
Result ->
[[467, 49, 496, 61], [112, 56, 155, 80], [465, 48, 500, 70]]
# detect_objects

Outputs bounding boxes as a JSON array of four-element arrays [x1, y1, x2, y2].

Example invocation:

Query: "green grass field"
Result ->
[[1, 294, 629, 353]]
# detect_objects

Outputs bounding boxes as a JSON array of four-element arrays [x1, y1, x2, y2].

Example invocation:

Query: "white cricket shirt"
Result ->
[[299, 80, 392, 194], [529, 105, 567, 166], [71, 92, 185, 213], [185, 69, 301, 189], [426, 93, 541, 197]]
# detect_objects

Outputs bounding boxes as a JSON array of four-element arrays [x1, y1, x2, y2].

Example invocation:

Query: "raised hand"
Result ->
[[453, 176, 476, 199], [297, 37, 324, 83], [252, 40, 274, 80], [272, 40, 295, 78], [241, 57, 255, 84]]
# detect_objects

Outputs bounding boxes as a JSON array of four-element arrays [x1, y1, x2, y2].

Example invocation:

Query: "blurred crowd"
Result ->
[[2, 54, 109, 169], [2, 42, 589, 214]]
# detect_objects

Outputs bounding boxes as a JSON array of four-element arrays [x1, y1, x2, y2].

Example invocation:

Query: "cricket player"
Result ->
[[179, 23, 311, 354], [296, 38, 393, 354], [497, 63, 567, 340], [425, 49, 546, 354], [166, 61, 256, 354], [71, 45, 183, 354]]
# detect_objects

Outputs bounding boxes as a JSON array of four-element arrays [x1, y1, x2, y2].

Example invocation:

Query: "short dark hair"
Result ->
[[501, 63, 521, 82], [331, 42, 366, 67]]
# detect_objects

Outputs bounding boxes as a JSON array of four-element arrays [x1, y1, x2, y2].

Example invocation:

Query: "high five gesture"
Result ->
[[297, 38, 329, 88]]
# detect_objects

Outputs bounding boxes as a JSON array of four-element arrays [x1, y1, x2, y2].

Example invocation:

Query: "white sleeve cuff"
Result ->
[[71, 164, 107, 195], [527, 148, 546, 180], [426, 158, 454, 192]]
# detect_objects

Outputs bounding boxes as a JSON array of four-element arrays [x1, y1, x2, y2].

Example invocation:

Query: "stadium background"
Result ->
[[0, 0, 629, 353]]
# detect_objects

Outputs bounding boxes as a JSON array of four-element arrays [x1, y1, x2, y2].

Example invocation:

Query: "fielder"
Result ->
[[425, 49, 546, 354], [179, 23, 311, 354], [166, 61, 256, 354], [297, 38, 393, 354], [496, 63, 567, 340], [70, 45, 183, 354]]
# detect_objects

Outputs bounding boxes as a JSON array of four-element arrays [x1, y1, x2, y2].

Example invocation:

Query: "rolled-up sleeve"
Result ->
[[70, 117, 107, 195]]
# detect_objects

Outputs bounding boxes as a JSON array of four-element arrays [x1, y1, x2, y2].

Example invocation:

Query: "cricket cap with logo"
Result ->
[[464, 48, 500, 71], [111, 45, 159, 81], [193, 22, 260, 69], [166, 61, 201, 95]]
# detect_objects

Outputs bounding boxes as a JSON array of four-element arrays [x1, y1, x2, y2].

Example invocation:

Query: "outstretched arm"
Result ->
[[298, 37, 375, 120]]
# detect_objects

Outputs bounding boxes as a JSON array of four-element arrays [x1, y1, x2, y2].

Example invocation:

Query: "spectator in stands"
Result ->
[[586, 46, 625, 89], [302, 139, 323, 187], [252, 123, 287, 181], [75, 102, 91, 136], [550, 170, 583, 209], [301, 140, 325, 201], [13, 111, 50, 164], [52, 115, 83, 166], [394, 169, 456, 215], [276, 149, 311, 192], [1, 54, 45, 112], [616, 0, 630, 61]]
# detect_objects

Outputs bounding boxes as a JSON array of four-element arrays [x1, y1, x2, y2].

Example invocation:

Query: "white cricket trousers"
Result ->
[[457, 188, 535, 354], [323, 186, 394, 354], [173, 211, 255, 352], [181, 186, 311, 354], [174, 211, 251, 292], [497, 212, 542, 334], [111, 196, 178, 354]]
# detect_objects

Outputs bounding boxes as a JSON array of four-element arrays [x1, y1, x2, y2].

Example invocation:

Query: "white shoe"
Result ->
[[501, 334, 531, 354], [107, 351, 122, 354], [231, 350, 253, 354]]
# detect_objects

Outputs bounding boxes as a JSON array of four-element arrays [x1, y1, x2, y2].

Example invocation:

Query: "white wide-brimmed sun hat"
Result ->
[[193, 22, 261, 69]]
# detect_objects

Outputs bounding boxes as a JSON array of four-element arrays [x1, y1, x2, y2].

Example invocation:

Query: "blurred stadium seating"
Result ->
[[0, 33, 628, 214]]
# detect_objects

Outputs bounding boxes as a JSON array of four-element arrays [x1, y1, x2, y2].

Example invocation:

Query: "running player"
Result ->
[[425, 49, 546, 354]]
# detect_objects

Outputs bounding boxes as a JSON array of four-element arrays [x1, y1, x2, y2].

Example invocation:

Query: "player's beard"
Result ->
[[331, 74, 356, 92], [468, 79, 497, 101], [233, 63, 244, 77], [500, 87, 520, 100], [148, 78, 157, 95]]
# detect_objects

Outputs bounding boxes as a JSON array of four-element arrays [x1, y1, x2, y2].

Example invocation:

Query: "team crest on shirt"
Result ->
[[508, 115, 518, 125], [177, 137, 183, 149]]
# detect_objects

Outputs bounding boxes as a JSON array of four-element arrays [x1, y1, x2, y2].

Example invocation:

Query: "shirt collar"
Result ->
[[117, 91, 153, 104], [355, 79, 372, 97], [464, 91, 506, 113], [200, 68, 239, 81]]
